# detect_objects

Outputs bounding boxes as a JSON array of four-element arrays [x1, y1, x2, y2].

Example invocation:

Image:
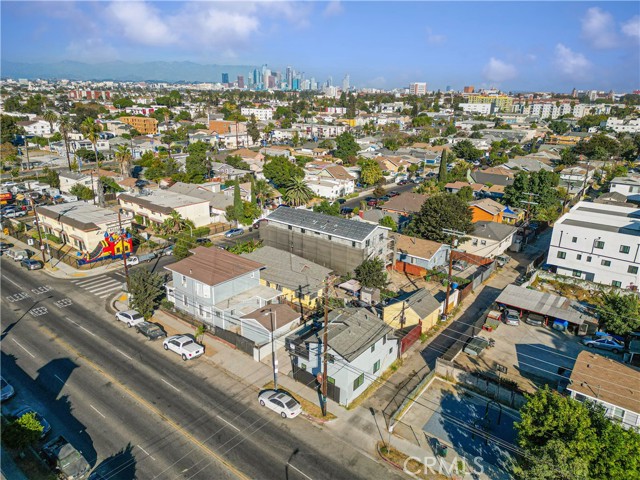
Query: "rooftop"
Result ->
[[241, 304, 300, 332], [470, 221, 517, 241], [37, 201, 122, 232], [556, 201, 640, 237], [381, 192, 429, 214], [394, 234, 445, 260], [266, 207, 381, 242], [391, 288, 441, 319], [119, 190, 208, 214]]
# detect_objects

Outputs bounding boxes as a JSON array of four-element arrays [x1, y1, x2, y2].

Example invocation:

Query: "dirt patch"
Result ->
[[378, 442, 447, 479]]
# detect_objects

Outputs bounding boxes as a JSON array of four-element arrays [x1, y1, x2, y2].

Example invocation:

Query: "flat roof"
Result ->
[[37, 201, 122, 232], [556, 201, 640, 237], [495, 284, 598, 326], [119, 190, 208, 214]]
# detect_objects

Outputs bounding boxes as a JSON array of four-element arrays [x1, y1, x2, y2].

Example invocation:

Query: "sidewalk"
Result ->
[[0, 446, 29, 480], [1, 234, 126, 279]]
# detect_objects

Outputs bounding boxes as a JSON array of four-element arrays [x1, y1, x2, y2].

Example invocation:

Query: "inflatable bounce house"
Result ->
[[77, 231, 133, 265]]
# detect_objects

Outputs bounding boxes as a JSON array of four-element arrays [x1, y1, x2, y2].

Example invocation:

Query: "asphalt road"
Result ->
[[1, 260, 404, 480], [342, 182, 416, 210]]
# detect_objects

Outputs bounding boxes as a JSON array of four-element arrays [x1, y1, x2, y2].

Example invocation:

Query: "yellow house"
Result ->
[[383, 288, 441, 333], [240, 246, 332, 311], [337, 118, 357, 127]]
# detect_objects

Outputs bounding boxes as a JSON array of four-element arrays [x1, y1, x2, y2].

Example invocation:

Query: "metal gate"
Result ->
[[292, 364, 341, 404], [213, 327, 255, 356]]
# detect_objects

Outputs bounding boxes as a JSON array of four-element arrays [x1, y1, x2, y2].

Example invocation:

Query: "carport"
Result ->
[[495, 285, 598, 336]]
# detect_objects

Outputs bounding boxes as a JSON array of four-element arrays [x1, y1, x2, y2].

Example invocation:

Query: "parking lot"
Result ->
[[455, 317, 621, 393]]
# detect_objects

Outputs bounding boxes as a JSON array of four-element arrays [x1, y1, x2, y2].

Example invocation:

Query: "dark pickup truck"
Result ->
[[135, 321, 167, 341], [41, 435, 90, 479]]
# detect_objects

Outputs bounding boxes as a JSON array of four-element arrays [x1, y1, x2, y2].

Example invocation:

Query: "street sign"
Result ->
[[496, 364, 507, 374]]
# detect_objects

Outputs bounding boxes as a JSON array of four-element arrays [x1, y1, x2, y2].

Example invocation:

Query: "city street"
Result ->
[[1, 259, 404, 480]]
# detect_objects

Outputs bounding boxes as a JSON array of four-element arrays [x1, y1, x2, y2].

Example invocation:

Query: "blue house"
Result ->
[[285, 308, 398, 406]]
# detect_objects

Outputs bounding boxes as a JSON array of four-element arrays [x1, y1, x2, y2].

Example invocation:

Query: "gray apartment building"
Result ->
[[260, 207, 392, 275]]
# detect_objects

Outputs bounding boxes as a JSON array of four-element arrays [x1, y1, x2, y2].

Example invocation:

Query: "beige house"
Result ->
[[118, 190, 211, 228], [382, 288, 441, 333], [36, 201, 132, 252]]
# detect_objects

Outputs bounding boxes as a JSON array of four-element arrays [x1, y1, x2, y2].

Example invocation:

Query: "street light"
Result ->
[[262, 307, 278, 391]]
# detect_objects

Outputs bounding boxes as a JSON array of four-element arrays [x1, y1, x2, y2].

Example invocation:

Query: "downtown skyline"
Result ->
[[2, 1, 639, 92]]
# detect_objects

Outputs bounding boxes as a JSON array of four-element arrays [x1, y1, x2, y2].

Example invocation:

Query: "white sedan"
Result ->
[[258, 390, 302, 419], [115, 310, 145, 328], [163, 335, 205, 361]]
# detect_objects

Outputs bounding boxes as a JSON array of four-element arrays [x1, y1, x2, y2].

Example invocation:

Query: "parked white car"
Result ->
[[163, 335, 205, 361], [115, 310, 145, 328], [127, 256, 140, 266], [258, 390, 302, 419]]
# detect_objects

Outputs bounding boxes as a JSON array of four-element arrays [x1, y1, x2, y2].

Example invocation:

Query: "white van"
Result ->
[[6, 248, 29, 261]]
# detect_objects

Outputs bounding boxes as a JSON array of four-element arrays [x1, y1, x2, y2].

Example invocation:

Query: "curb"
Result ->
[[376, 442, 405, 471]]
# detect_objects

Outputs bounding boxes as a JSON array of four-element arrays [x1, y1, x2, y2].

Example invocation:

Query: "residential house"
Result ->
[[471, 167, 516, 187], [469, 198, 505, 223], [17, 119, 53, 137], [165, 247, 298, 358], [610, 176, 640, 203], [459, 221, 517, 258], [305, 165, 355, 200], [502, 206, 525, 225], [547, 201, 640, 289], [59, 170, 95, 194], [444, 181, 485, 198], [568, 351, 640, 430], [167, 181, 241, 224], [285, 308, 398, 406], [504, 156, 554, 172], [594, 192, 630, 207], [560, 166, 594, 196], [380, 192, 429, 227], [260, 145, 294, 159], [383, 288, 442, 333], [392, 234, 449, 277], [230, 148, 265, 176], [36, 201, 132, 253], [120, 116, 158, 135], [260, 207, 392, 275], [240, 246, 332, 310], [208, 161, 252, 182], [118, 190, 211, 228]]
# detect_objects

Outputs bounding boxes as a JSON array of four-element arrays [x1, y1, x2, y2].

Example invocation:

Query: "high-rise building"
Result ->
[[342, 74, 350, 92], [286, 66, 293, 89], [221, 73, 229, 84], [237, 76, 245, 89], [327, 76, 333, 88], [463, 86, 475, 93], [409, 82, 427, 96], [292, 78, 300, 91]]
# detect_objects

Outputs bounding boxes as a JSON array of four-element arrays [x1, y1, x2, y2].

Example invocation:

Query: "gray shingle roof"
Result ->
[[392, 288, 441, 319], [324, 308, 392, 362], [472, 221, 517, 241], [266, 207, 379, 242]]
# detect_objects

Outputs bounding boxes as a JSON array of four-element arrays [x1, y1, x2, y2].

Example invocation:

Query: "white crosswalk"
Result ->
[[70, 272, 126, 299]]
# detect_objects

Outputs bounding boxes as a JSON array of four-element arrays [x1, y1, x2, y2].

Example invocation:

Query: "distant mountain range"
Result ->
[[1, 60, 257, 83]]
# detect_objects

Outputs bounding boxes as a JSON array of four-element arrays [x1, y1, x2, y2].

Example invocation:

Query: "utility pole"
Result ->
[[30, 196, 48, 265], [90, 170, 96, 205], [580, 156, 591, 200], [117, 209, 130, 293], [23, 136, 31, 171], [521, 192, 539, 226], [321, 277, 331, 417], [442, 228, 465, 318]]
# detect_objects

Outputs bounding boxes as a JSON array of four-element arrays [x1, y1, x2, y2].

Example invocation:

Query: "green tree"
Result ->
[[334, 132, 359, 161], [100, 176, 124, 193], [184, 141, 209, 183], [112, 97, 134, 109], [128, 268, 165, 319], [1, 114, 26, 144], [456, 185, 474, 202], [224, 154, 250, 170], [373, 185, 386, 198], [43, 110, 58, 135], [503, 170, 560, 219], [313, 200, 341, 216], [283, 176, 314, 206], [233, 183, 243, 223], [70, 184, 95, 201], [115, 144, 132, 177], [405, 194, 473, 243], [597, 291, 640, 348], [438, 150, 448, 182], [263, 155, 304, 187], [58, 115, 74, 169], [253, 178, 272, 208], [359, 159, 383, 186], [452, 140, 482, 161], [247, 114, 261, 144], [0, 142, 19, 170], [354, 258, 387, 289], [379, 215, 397, 232], [548, 120, 570, 135], [3, 412, 43, 449], [43, 167, 60, 188]]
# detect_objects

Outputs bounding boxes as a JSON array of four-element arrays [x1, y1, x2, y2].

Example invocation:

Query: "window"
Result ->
[[612, 407, 625, 422], [594, 240, 605, 249], [288, 225, 292, 230], [373, 360, 381, 374], [353, 373, 365, 391], [371, 344, 375, 353], [301, 228, 305, 234], [352, 241, 356, 247], [572, 236, 577, 243], [301, 363, 307, 370], [629, 266, 639, 274], [181, 275, 187, 287], [572, 270, 582, 278], [182, 294, 187, 306], [587, 256, 592, 262], [383, 335, 387, 345], [601, 260, 611, 267], [612, 280, 622, 288], [577, 254, 582, 260], [574, 393, 587, 402], [557, 251, 567, 259], [480, 240, 487, 245], [328, 235, 332, 241], [366, 239, 370, 247], [472, 239, 478, 246], [389, 347, 393, 354], [327, 376, 335, 385], [620, 245, 631, 254]]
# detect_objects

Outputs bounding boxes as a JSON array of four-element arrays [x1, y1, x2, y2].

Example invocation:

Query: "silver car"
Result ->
[[1, 376, 15, 402], [258, 390, 302, 419], [582, 337, 624, 354]]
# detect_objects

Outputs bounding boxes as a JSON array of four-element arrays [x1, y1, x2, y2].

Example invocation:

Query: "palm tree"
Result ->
[[80, 117, 104, 206], [253, 179, 272, 208], [115, 144, 132, 177], [283, 176, 313, 206], [58, 115, 73, 170], [43, 110, 58, 136]]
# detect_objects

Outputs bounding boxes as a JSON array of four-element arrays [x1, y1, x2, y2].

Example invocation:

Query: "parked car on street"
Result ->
[[388, 191, 400, 197], [0, 241, 13, 253], [10, 406, 51, 438], [252, 219, 268, 229], [127, 256, 140, 266], [367, 199, 379, 207], [161, 245, 174, 256], [225, 228, 244, 238], [41, 435, 90, 480], [135, 321, 167, 341], [1, 376, 15, 402], [115, 310, 145, 328], [6, 248, 30, 261], [582, 337, 624, 353], [258, 390, 302, 419], [21, 258, 43, 270], [398, 179, 409, 185], [163, 335, 205, 360]]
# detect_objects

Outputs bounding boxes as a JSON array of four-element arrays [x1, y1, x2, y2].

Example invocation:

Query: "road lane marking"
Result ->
[[6, 292, 30, 302], [29, 306, 48, 317], [35, 324, 250, 480], [161, 378, 180, 392], [116, 349, 133, 360], [289, 464, 314, 480], [137, 445, 156, 461], [90, 404, 106, 418], [54, 375, 65, 383], [54, 298, 73, 308], [31, 285, 52, 295], [80, 326, 96, 337], [11, 338, 35, 358], [1, 276, 23, 289], [216, 415, 240, 432]]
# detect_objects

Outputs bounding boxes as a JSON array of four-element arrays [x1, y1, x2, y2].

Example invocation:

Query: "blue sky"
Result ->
[[2, 1, 639, 91]]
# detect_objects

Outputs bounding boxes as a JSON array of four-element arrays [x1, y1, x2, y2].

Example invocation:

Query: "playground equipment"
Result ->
[[77, 231, 133, 265]]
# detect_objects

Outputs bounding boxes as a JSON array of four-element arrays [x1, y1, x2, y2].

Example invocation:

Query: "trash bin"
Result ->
[[439, 444, 448, 457]]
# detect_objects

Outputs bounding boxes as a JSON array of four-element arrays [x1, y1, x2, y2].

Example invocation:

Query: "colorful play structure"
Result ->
[[77, 231, 133, 265]]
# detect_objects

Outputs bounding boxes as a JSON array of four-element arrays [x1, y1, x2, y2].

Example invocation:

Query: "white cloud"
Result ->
[[426, 28, 445, 45], [323, 1, 344, 17], [106, 1, 178, 46], [365, 76, 387, 88], [622, 15, 640, 39], [581, 7, 618, 48], [554, 43, 591, 79], [66, 38, 119, 62], [482, 58, 518, 83]]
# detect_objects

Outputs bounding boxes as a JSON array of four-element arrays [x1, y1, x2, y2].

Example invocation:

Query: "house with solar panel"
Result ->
[[260, 207, 392, 275]]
